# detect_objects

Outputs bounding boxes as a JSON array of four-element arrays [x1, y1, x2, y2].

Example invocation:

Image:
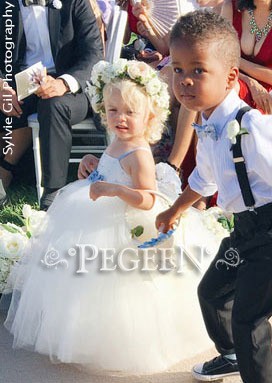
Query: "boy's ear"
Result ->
[[227, 67, 239, 90]]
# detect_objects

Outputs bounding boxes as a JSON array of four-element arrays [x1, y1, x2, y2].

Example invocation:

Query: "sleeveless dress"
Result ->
[[4, 149, 222, 374], [232, 0, 272, 111]]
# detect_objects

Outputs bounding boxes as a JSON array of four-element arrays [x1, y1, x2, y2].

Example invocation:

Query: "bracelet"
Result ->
[[165, 160, 181, 173]]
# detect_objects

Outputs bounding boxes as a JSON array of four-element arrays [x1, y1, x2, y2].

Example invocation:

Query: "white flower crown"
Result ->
[[86, 59, 170, 119]]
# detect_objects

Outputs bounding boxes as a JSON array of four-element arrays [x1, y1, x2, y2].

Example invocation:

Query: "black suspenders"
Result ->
[[232, 106, 256, 211]]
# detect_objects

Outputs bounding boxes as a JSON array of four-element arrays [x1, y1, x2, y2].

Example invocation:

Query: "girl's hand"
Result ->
[[78, 154, 99, 180], [248, 79, 272, 114], [89, 181, 117, 201], [155, 207, 180, 233]]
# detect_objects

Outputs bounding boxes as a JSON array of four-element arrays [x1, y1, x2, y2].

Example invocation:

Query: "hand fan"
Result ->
[[132, 0, 180, 37]]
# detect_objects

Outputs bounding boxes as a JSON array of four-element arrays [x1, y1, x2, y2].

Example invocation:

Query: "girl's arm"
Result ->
[[90, 150, 156, 210]]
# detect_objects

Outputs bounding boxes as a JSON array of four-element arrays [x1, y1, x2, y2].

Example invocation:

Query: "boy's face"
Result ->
[[170, 39, 238, 118]]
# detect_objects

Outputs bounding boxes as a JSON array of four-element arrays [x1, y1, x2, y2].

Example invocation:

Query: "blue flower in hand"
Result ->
[[138, 229, 176, 249], [88, 169, 104, 184]]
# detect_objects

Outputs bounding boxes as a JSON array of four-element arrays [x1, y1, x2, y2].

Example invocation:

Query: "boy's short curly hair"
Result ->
[[170, 10, 240, 68]]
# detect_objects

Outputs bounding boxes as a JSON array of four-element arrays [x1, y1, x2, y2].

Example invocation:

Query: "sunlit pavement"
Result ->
[[0, 305, 241, 383]]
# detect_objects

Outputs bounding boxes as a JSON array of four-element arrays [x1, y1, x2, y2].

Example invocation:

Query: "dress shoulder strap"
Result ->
[[118, 147, 151, 161]]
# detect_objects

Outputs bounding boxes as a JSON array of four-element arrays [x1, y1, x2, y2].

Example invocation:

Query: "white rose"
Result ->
[[5, 233, 27, 259], [227, 120, 240, 144], [145, 78, 162, 96], [127, 61, 153, 82], [0, 228, 8, 241], [53, 0, 62, 9], [91, 61, 109, 86], [101, 65, 116, 84], [111, 59, 127, 75], [22, 204, 32, 219], [29, 210, 48, 237]]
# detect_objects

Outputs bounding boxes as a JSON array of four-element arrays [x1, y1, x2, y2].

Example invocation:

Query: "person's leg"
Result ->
[[232, 242, 272, 383], [198, 237, 238, 354], [37, 92, 89, 208], [0, 94, 37, 194], [0, 127, 32, 189], [192, 237, 240, 381]]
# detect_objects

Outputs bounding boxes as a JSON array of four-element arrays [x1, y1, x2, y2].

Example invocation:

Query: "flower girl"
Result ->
[[4, 60, 223, 374]]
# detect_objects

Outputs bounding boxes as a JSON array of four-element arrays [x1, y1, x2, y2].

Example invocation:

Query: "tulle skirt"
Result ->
[[4, 179, 220, 374]]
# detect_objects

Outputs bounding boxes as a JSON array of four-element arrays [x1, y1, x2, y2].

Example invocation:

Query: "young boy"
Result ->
[[156, 10, 272, 383]]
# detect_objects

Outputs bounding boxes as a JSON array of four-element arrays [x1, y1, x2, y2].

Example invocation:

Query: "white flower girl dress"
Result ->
[[4, 149, 225, 374]]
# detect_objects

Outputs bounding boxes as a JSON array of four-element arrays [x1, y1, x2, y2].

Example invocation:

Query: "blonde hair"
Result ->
[[102, 79, 168, 144]]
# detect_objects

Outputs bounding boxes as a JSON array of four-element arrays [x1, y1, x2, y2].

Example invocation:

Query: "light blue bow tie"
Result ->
[[192, 123, 218, 142]]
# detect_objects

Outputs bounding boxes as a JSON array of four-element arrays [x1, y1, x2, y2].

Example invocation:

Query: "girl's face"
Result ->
[[104, 87, 150, 141]]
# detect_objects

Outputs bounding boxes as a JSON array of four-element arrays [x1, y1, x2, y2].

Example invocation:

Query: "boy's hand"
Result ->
[[89, 181, 117, 201], [156, 207, 181, 233], [78, 154, 99, 179]]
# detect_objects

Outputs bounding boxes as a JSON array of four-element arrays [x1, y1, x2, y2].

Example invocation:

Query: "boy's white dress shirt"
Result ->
[[188, 90, 272, 213]]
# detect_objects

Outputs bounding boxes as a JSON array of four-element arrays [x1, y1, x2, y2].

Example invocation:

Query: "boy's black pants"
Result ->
[[198, 203, 272, 383]]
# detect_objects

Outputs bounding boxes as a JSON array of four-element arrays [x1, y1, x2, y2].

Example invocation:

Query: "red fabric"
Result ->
[[232, 0, 272, 110], [127, 2, 139, 34]]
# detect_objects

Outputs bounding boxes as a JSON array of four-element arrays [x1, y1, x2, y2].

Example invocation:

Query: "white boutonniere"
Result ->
[[52, 0, 62, 9], [227, 120, 249, 145]]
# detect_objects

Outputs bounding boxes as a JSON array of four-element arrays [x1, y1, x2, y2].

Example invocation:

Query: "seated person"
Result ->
[[221, 0, 272, 115], [0, 0, 103, 210]]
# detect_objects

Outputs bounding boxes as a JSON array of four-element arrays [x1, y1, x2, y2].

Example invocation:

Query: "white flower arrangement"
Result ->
[[227, 120, 249, 145], [0, 205, 47, 293], [202, 207, 231, 240], [86, 59, 170, 118]]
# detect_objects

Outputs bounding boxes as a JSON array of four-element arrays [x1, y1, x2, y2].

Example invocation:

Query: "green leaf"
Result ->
[[26, 231, 31, 239], [1, 224, 20, 234], [229, 214, 235, 229], [218, 216, 230, 231], [131, 225, 144, 238], [238, 128, 249, 135]]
